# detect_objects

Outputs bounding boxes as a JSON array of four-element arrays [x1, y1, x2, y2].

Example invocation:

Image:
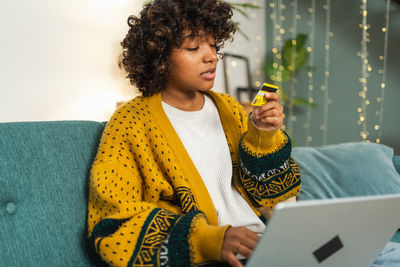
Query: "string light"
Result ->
[[271, 0, 284, 87], [254, 33, 264, 90], [277, 0, 285, 89], [270, 0, 290, 132], [358, 0, 369, 141], [304, 0, 316, 146], [270, 0, 278, 84], [375, 0, 390, 144], [321, 0, 331, 145], [286, 0, 298, 136]]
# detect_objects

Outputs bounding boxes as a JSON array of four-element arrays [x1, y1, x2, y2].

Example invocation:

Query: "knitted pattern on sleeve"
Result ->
[[207, 91, 301, 211], [238, 121, 301, 209]]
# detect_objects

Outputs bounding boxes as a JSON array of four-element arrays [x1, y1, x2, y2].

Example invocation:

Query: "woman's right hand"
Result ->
[[221, 226, 259, 267]]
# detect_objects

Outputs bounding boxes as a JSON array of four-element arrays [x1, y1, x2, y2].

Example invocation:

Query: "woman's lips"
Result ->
[[200, 68, 216, 80]]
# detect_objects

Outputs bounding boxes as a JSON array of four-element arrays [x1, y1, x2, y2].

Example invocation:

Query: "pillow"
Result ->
[[393, 156, 400, 175], [292, 142, 400, 200]]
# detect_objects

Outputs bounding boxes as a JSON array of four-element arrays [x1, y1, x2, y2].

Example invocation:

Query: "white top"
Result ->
[[162, 95, 265, 234]]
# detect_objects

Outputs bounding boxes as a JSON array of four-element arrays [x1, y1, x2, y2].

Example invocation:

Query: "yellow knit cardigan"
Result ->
[[87, 90, 300, 267]]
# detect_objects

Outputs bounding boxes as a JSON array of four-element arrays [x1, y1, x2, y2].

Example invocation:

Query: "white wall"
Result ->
[[0, 0, 265, 122], [216, 0, 267, 99]]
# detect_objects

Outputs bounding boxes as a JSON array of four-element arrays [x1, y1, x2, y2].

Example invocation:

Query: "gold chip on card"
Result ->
[[251, 83, 279, 106]]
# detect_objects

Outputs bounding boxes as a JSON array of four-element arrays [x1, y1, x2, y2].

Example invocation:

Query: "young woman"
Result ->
[[87, 0, 301, 266]]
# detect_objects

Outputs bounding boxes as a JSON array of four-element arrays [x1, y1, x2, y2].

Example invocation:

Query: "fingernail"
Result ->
[[265, 93, 271, 98]]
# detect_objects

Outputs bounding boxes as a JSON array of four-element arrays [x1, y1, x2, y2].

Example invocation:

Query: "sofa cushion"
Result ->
[[292, 142, 400, 200], [0, 121, 104, 267], [394, 156, 400, 175]]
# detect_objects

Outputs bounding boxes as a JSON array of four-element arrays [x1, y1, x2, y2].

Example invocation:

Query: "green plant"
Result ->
[[264, 33, 316, 107], [228, 2, 261, 40]]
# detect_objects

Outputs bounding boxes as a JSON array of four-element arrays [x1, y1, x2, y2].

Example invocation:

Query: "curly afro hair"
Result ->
[[120, 0, 236, 97]]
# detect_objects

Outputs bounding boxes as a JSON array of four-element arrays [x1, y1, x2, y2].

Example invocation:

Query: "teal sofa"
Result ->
[[1, 121, 400, 266]]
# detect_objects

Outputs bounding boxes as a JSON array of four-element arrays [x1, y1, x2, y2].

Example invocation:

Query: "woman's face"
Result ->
[[165, 32, 218, 96]]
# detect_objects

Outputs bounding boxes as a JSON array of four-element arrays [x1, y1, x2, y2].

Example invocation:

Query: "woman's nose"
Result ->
[[203, 46, 218, 63]]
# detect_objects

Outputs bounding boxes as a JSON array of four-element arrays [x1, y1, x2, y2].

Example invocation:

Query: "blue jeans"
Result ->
[[372, 242, 400, 266]]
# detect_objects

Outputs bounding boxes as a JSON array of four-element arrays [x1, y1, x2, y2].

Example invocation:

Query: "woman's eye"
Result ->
[[187, 47, 199, 51], [210, 43, 217, 48]]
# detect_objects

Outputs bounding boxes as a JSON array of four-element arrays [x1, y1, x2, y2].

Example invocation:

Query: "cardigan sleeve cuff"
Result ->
[[244, 113, 288, 155], [190, 218, 231, 264]]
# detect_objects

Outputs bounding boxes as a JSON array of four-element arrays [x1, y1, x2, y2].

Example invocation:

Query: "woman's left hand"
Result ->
[[251, 92, 285, 131]]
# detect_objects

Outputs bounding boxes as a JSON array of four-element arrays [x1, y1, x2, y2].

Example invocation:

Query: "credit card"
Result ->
[[251, 83, 278, 106]]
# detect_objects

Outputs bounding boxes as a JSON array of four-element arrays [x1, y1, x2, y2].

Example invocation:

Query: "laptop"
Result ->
[[246, 194, 400, 267]]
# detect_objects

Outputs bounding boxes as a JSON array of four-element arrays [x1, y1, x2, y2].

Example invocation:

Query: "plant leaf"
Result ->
[[282, 40, 293, 68], [263, 61, 290, 82], [230, 3, 261, 9], [233, 22, 250, 40], [295, 48, 308, 71], [282, 43, 309, 73], [280, 68, 290, 82], [296, 33, 308, 48], [234, 7, 249, 19], [227, 1, 261, 41]]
